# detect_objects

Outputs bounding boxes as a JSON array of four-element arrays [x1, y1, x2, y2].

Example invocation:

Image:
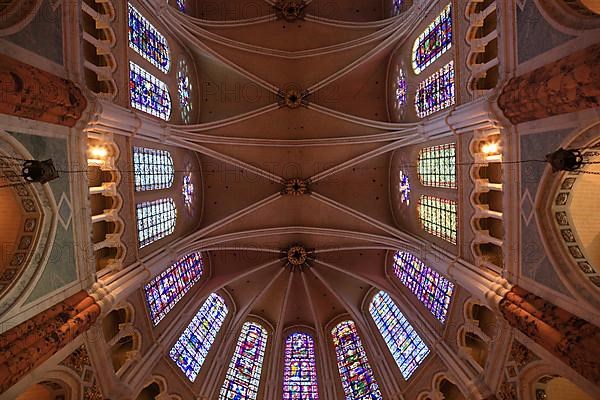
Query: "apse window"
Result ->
[[283, 332, 319, 399], [417, 143, 456, 188], [133, 146, 174, 192], [393, 251, 454, 323], [144, 252, 204, 325], [415, 61, 455, 118], [128, 3, 171, 73], [170, 293, 228, 382], [418, 195, 457, 244], [331, 320, 382, 400], [129, 61, 172, 121], [412, 3, 452, 74], [369, 291, 430, 379], [219, 322, 268, 400], [136, 198, 177, 248]]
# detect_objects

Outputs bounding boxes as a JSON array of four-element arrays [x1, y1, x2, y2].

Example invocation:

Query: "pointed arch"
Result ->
[[218, 321, 268, 400], [392, 252, 454, 323], [282, 332, 319, 399], [412, 3, 453, 74], [169, 293, 229, 382], [128, 3, 171, 73], [136, 198, 177, 248], [132, 146, 174, 192], [331, 320, 382, 400], [368, 291, 430, 380]]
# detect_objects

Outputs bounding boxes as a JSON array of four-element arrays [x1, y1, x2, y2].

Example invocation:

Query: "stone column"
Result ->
[[0, 291, 101, 392], [497, 43, 600, 124], [499, 286, 600, 383], [0, 54, 87, 127]]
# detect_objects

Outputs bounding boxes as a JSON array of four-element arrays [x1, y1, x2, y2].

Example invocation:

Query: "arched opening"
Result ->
[[0, 184, 24, 273], [533, 375, 594, 400], [111, 334, 138, 374], [136, 382, 161, 400], [102, 307, 128, 342], [439, 378, 467, 400], [468, 302, 497, 338], [464, 332, 488, 368], [15, 380, 69, 400]]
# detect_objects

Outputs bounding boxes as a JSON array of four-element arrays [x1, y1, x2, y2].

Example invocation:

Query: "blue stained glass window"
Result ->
[[170, 293, 228, 382], [283, 332, 319, 399], [176, 0, 185, 12], [415, 61, 455, 118], [392, 0, 403, 16], [130, 61, 172, 121], [412, 3, 452, 74], [144, 252, 204, 325], [182, 174, 194, 208], [219, 322, 268, 400], [331, 320, 382, 400], [393, 252, 454, 323], [128, 3, 171, 73], [136, 198, 176, 248], [133, 146, 174, 192], [399, 170, 410, 205], [369, 291, 430, 380], [395, 67, 407, 117], [178, 60, 193, 123], [417, 143, 456, 188], [418, 195, 457, 244]]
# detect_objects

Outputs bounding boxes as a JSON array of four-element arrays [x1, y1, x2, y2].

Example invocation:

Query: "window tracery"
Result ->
[[133, 146, 174, 192], [136, 198, 176, 248], [170, 293, 228, 382], [129, 61, 172, 121], [412, 3, 452, 74], [178, 60, 193, 123], [219, 322, 268, 400], [331, 320, 382, 400], [283, 332, 319, 399], [415, 61, 455, 118], [144, 252, 204, 325], [417, 143, 456, 188], [128, 3, 171, 73], [369, 291, 430, 380], [418, 195, 457, 244], [392, 252, 454, 323]]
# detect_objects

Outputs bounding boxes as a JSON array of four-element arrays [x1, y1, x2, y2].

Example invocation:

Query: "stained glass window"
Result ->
[[133, 146, 174, 192], [392, 252, 454, 323], [178, 60, 193, 123], [418, 195, 457, 244], [182, 174, 194, 208], [412, 3, 452, 74], [283, 332, 319, 399], [396, 67, 407, 113], [176, 0, 185, 12], [170, 293, 228, 382], [144, 252, 204, 325], [130, 61, 172, 121], [392, 0, 403, 16], [331, 320, 382, 400], [369, 291, 430, 380], [136, 198, 177, 248], [399, 170, 410, 205], [128, 3, 170, 73], [417, 143, 456, 188], [415, 60, 455, 118], [219, 322, 268, 400]]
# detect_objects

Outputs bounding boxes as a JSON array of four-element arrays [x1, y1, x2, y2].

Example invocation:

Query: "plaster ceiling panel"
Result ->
[[194, 53, 276, 122], [194, 0, 274, 21], [300, 270, 347, 327], [207, 20, 380, 52], [307, 0, 384, 22], [317, 250, 392, 293], [198, 156, 279, 227], [248, 269, 296, 328], [203, 107, 387, 140], [281, 271, 317, 327], [202, 142, 383, 180], [309, 263, 372, 314], [191, 40, 381, 90]]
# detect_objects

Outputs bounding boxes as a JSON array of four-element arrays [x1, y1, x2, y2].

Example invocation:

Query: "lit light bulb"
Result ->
[[481, 142, 499, 155], [89, 146, 108, 159]]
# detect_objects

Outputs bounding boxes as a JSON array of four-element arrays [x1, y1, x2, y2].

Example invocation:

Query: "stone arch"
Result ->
[[518, 360, 600, 399], [13, 369, 83, 400], [0, 130, 57, 318], [102, 302, 135, 342], [533, 0, 600, 33], [110, 328, 142, 377], [0, 0, 43, 37], [136, 375, 169, 400], [536, 122, 600, 311]]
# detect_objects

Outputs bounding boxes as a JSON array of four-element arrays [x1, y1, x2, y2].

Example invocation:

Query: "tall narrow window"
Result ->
[[415, 61, 455, 118], [133, 147, 174, 192], [283, 332, 319, 399], [392, 252, 454, 323], [219, 322, 268, 400], [144, 252, 204, 325], [136, 198, 176, 248], [128, 3, 170, 73], [412, 3, 452, 74], [417, 143, 456, 188], [170, 293, 228, 382], [392, 0, 403, 16], [369, 291, 430, 380], [130, 61, 172, 121], [176, 0, 185, 12], [177, 60, 193, 123], [418, 195, 457, 244], [331, 320, 382, 400]]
